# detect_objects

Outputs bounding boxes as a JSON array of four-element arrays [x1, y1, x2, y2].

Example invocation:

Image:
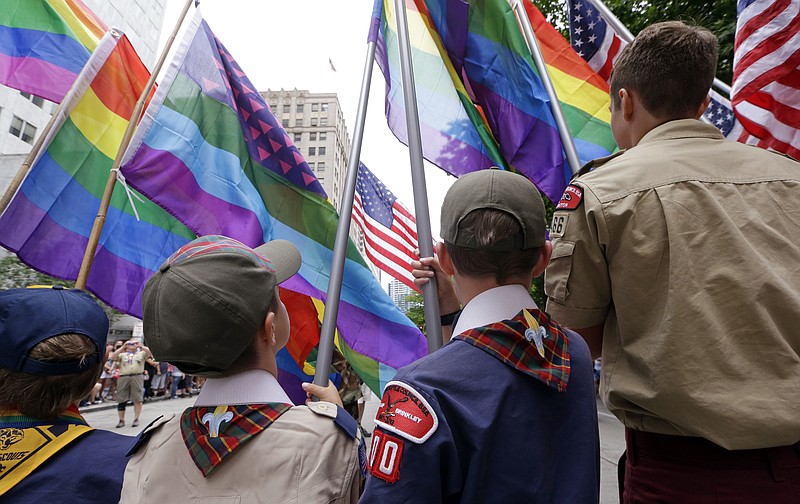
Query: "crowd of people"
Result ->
[[1, 20, 799, 504]]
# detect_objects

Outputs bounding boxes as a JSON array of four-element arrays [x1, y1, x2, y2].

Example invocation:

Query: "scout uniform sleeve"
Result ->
[[360, 381, 460, 503], [545, 183, 611, 328]]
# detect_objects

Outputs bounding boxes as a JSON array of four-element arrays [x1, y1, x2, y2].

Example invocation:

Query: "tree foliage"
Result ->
[[534, 0, 737, 85]]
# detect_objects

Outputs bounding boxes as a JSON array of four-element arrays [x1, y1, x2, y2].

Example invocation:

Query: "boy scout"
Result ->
[[120, 235, 362, 503], [545, 21, 800, 502], [0, 287, 132, 502], [361, 170, 599, 503]]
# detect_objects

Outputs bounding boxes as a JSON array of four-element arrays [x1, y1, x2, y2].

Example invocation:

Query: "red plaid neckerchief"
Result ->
[[180, 403, 292, 477], [451, 309, 571, 392]]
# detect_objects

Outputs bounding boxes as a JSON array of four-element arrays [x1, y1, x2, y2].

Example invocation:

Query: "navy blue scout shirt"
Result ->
[[360, 313, 600, 503]]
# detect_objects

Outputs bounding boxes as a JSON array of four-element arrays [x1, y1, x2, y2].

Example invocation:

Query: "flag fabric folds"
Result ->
[[119, 10, 427, 394], [0, 30, 195, 316], [0, 0, 107, 102], [522, 1, 617, 164], [569, 0, 744, 141], [353, 162, 419, 292], [370, 0, 571, 203], [732, 0, 800, 158]]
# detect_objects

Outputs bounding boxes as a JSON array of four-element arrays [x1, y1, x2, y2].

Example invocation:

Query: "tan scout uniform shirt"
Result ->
[[117, 349, 147, 376], [120, 404, 361, 503], [545, 119, 800, 450]]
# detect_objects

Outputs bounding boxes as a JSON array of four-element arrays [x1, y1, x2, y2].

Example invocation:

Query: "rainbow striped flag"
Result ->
[[0, 0, 106, 102], [119, 10, 427, 394], [371, 0, 568, 202], [522, 1, 616, 163], [0, 30, 196, 316]]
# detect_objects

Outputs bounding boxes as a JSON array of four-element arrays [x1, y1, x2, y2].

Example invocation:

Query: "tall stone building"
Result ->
[[0, 0, 167, 196], [388, 279, 415, 314]]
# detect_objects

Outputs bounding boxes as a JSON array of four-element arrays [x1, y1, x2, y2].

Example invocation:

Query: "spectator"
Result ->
[[119, 236, 362, 502], [110, 338, 157, 428], [0, 287, 133, 502], [150, 360, 168, 397]]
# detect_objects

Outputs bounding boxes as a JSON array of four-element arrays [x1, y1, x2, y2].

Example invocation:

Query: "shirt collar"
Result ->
[[453, 284, 538, 335], [194, 369, 294, 407], [639, 118, 724, 145]]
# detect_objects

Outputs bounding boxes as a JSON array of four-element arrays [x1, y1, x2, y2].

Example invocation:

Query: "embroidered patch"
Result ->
[[550, 213, 569, 238], [374, 381, 438, 444], [556, 184, 583, 211], [368, 430, 404, 484]]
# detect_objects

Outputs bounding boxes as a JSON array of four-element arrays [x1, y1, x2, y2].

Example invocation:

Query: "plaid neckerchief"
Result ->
[[451, 309, 571, 392], [0, 404, 88, 429], [180, 403, 292, 477]]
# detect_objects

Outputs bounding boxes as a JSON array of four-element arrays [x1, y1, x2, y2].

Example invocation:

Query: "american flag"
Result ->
[[352, 163, 420, 293], [570, 0, 744, 141], [732, 0, 800, 158]]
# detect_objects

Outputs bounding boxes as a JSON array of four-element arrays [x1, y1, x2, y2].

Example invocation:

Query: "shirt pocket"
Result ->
[[545, 240, 576, 302]]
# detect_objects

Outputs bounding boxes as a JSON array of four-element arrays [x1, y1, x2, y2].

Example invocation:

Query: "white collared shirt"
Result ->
[[194, 369, 294, 407], [452, 284, 538, 336]]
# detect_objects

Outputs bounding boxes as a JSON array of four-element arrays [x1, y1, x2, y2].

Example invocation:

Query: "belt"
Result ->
[[119, 373, 142, 377], [625, 428, 800, 470]]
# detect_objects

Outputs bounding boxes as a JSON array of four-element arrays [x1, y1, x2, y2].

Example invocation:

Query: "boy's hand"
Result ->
[[302, 381, 343, 407], [411, 250, 459, 314]]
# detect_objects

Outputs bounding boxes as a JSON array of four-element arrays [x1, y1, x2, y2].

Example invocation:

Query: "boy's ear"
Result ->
[[260, 311, 277, 345], [532, 241, 553, 278], [436, 241, 455, 276]]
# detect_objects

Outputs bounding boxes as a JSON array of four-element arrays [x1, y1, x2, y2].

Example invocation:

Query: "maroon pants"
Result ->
[[620, 428, 800, 503]]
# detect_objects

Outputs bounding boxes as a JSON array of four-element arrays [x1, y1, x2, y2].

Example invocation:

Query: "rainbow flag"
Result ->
[[371, 0, 568, 202], [119, 10, 427, 394], [0, 30, 195, 316], [522, 1, 616, 163], [0, 0, 106, 102]]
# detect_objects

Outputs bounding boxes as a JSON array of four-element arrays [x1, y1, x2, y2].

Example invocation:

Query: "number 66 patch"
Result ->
[[368, 431, 404, 483]]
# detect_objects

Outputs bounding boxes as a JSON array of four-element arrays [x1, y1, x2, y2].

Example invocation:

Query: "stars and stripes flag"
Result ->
[[732, 0, 800, 158], [352, 162, 420, 293], [569, 0, 744, 141]]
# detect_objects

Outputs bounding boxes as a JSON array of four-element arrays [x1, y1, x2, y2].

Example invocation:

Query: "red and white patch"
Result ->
[[368, 431, 404, 484], [556, 184, 583, 211], [374, 381, 438, 444]]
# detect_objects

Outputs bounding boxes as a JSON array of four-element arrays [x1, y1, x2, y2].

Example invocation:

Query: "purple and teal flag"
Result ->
[[370, 0, 568, 203], [0, 0, 107, 102], [0, 30, 194, 316], [119, 9, 427, 394]]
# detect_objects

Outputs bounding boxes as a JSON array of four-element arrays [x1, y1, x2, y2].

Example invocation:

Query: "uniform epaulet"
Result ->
[[573, 150, 626, 179], [126, 413, 174, 456], [308, 401, 358, 440]]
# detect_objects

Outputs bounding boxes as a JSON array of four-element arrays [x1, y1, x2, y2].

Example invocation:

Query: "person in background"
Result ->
[[110, 338, 156, 428], [0, 287, 133, 502]]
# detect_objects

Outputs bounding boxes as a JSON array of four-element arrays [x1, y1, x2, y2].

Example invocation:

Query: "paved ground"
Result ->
[[84, 395, 625, 502]]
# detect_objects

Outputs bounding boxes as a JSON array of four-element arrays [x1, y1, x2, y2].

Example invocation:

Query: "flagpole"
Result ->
[[76, 0, 195, 289], [513, 0, 582, 175], [584, 0, 732, 96], [313, 34, 378, 388], [393, 0, 443, 352]]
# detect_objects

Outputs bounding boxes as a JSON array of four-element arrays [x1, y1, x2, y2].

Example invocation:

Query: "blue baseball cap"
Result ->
[[0, 286, 109, 375]]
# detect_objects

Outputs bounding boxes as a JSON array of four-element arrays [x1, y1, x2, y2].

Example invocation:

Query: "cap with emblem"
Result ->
[[0, 286, 109, 375], [440, 169, 546, 250], [142, 235, 301, 376]]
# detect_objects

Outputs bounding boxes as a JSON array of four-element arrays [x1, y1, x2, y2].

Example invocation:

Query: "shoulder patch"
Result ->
[[556, 184, 583, 211], [374, 381, 438, 444], [368, 430, 404, 484]]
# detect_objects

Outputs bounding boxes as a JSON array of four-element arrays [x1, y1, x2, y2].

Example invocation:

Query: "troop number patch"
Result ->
[[556, 184, 583, 211], [374, 381, 438, 444]]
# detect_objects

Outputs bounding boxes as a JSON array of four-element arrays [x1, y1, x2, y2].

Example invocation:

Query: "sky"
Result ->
[[158, 0, 454, 241]]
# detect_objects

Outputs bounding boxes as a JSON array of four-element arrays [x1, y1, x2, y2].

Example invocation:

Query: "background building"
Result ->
[[387, 279, 416, 313], [0, 0, 167, 197]]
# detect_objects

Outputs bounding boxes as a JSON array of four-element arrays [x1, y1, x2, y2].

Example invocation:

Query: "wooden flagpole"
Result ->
[[76, 0, 195, 289]]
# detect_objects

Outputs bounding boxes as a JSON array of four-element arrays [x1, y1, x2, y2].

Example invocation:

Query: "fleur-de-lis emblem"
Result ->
[[201, 405, 234, 438]]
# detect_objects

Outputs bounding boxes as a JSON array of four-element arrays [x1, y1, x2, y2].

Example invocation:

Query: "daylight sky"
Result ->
[[158, 0, 453, 240]]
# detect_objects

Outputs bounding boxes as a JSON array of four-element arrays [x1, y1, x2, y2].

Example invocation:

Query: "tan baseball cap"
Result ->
[[142, 235, 301, 376], [440, 169, 546, 250]]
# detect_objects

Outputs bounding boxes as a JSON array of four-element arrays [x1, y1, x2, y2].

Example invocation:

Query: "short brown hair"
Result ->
[[445, 209, 540, 284], [609, 21, 718, 119], [0, 334, 101, 420]]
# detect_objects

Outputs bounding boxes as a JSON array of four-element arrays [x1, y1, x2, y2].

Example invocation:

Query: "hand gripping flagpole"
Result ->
[[392, 0, 443, 352], [76, 0, 195, 289], [584, 0, 732, 96], [313, 19, 379, 388], [512, 0, 582, 175]]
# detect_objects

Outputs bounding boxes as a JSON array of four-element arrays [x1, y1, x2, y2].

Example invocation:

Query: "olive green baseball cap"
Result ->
[[142, 235, 301, 376], [440, 169, 546, 250]]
